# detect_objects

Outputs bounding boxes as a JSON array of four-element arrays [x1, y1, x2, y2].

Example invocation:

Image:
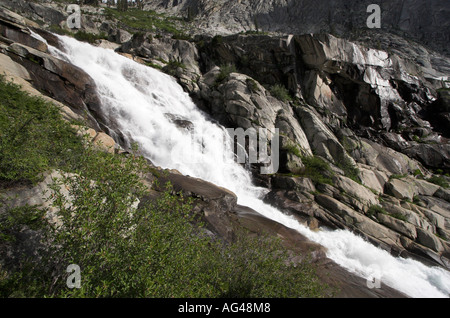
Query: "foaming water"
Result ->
[[49, 35, 450, 298]]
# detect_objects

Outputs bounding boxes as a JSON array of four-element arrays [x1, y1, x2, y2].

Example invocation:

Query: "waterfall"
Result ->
[[48, 35, 450, 298]]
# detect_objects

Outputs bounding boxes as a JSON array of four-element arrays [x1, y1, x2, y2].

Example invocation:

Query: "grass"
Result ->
[[0, 75, 330, 298], [335, 154, 360, 183], [246, 78, 260, 93]]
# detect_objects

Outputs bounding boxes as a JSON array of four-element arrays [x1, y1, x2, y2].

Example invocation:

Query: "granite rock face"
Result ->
[[143, 0, 450, 56]]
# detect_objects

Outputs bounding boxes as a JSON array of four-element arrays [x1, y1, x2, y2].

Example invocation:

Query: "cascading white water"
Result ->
[[48, 35, 450, 298]]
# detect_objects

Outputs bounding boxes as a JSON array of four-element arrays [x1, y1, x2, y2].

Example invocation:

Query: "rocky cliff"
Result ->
[[142, 0, 450, 57], [0, 1, 449, 297]]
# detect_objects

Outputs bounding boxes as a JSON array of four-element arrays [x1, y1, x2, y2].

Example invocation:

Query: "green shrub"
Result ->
[[0, 75, 330, 298], [390, 213, 408, 222], [0, 76, 84, 187], [163, 58, 187, 76], [0, 151, 330, 297], [335, 154, 360, 183], [413, 169, 424, 178], [283, 143, 302, 158], [270, 84, 292, 102], [389, 174, 407, 180], [301, 155, 334, 185], [73, 31, 108, 44], [216, 64, 237, 83], [103, 8, 186, 37], [427, 176, 449, 189], [246, 78, 260, 93], [367, 205, 388, 218]]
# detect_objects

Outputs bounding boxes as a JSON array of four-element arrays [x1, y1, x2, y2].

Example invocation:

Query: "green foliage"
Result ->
[[1, 151, 329, 297], [73, 30, 108, 44], [162, 58, 187, 76], [103, 8, 186, 37], [427, 176, 449, 189], [390, 213, 408, 222], [389, 174, 407, 180], [216, 64, 237, 84], [413, 195, 421, 204], [335, 155, 360, 183], [211, 35, 223, 46], [283, 143, 303, 159], [367, 205, 388, 218], [116, 0, 128, 12], [301, 155, 334, 185], [0, 76, 85, 187], [413, 169, 424, 178], [46, 25, 107, 44], [270, 84, 292, 102], [246, 78, 260, 93], [0, 75, 329, 299]]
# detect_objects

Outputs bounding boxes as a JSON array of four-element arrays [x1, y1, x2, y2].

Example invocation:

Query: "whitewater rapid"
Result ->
[[48, 35, 450, 298]]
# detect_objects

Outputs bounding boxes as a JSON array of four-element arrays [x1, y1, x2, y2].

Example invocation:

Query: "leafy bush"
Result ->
[[73, 30, 108, 44], [162, 58, 187, 76], [427, 176, 449, 189], [0, 76, 84, 187], [301, 155, 334, 185], [246, 78, 260, 93], [216, 64, 237, 83], [103, 7, 186, 37], [1, 151, 330, 297], [270, 84, 292, 102], [367, 205, 388, 218], [0, 77, 330, 298], [335, 154, 360, 183]]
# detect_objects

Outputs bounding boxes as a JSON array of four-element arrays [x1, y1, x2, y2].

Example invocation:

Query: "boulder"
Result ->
[[0, 8, 47, 52], [413, 178, 441, 196], [5, 42, 102, 130], [333, 175, 379, 207], [416, 228, 444, 253], [315, 194, 403, 250], [0, 170, 73, 226], [154, 172, 238, 240], [385, 178, 417, 201], [93, 132, 116, 154], [358, 164, 387, 194], [434, 187, 450, 203], [271, 175, 316, 193], [376, 213, 417, 240]]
